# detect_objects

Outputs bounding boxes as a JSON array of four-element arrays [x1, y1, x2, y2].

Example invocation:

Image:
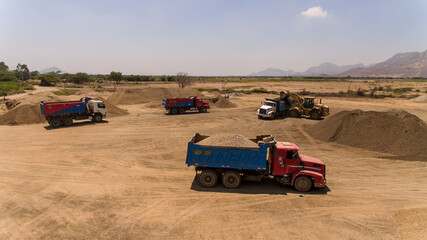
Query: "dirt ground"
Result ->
[[0, 81, 426, 239]]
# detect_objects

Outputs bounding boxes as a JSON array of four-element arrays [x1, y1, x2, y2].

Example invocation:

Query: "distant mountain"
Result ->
[[249, 68, 295, 76], [40, 67, 67, 74], [339, 50, 427, 78], [303, 62, 364, 76]]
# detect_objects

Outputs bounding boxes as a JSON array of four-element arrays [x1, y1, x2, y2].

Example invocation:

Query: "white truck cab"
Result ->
[[257, 100, 277, 119], [88, 100, 107, 117]]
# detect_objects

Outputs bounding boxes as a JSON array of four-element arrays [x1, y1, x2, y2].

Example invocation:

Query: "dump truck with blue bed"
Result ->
[[257, 98, 291, 119], [40, 97, 107, 127], [186, 133, 326, 192], [162, 96, 210, 114]]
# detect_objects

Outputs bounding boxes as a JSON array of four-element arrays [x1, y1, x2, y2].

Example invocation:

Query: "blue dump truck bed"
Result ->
[[265, 98, 290, 112], [186, 133, 276, 170]]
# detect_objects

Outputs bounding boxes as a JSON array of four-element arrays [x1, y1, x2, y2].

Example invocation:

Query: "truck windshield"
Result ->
[[264, 102, 275, 107], [98, 103, 105, 108]]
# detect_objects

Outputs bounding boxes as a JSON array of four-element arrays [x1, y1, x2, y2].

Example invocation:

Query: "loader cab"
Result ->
[[303, 98, 315, 109], [88, 100, 107, 117]]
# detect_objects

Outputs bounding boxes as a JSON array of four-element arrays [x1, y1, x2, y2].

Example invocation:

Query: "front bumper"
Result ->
[[314, 179, 326, 188]]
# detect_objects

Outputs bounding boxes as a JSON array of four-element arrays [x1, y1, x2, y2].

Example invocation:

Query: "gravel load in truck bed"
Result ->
[[198, 134, 259, 148]]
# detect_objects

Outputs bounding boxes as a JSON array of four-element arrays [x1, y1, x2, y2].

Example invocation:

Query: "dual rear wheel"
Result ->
[[198, 170, 241, 188]]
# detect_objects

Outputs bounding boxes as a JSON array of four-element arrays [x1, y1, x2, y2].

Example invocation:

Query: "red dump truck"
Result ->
[[162, 96, 210, 114], [186, 133, 326, 192], [40, 97, 107, 127]]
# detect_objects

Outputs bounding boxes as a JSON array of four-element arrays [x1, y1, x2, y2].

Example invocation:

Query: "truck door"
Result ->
[[284, 150, 301, 174]]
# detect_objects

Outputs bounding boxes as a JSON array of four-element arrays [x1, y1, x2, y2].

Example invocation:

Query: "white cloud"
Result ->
[[300, 6, 328, 18]]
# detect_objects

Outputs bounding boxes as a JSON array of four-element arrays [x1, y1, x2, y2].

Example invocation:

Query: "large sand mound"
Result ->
[[211, 95, 237, 108], [198, 134, 258, 148], [107, 87, 203, 105], [94, 97, 128, 117], [0, 104, 45, 125], [307, 110, 427, 160]]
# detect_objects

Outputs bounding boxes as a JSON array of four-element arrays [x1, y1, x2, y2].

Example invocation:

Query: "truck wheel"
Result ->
[[92, 114, 102, 122], [170, 108, 178, 115], [294, 176, 312, 192], [289, 109, 299, 118], [199, 170, 218, 188], [178, 108, 185, 114], [222, 171, 241, 189], [199, 107, 207, 113], [63, 118, 73, 126], [310, 110, 321, 120], [50, 118, 62, 128]]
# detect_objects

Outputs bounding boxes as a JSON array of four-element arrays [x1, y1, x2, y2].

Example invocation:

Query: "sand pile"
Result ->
[[307, 110, 427, 160], [211, 95, 237, 108], [198, 134, 258, 148], [94, 97, 128, 117], [107, 87, 203, 105], [411, 95, 427, 103], [0, 104, 45, 125]]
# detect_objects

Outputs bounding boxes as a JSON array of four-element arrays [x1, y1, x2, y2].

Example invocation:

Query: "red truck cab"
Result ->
[[270, 141, 326, 191]]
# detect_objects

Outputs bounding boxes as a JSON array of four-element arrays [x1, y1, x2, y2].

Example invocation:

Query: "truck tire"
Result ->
[[294, 176, 312, 192], [63, 117, 73, 126], [199, 107, 207, 113], [222, 171, 241, 189], [199, 170, 218, 188], [50, 118, 62, 128], [310, 110, 321, 120], [289, 109, 300, 118], [93, 114, 102, 122], [178, 108, 185, 114], [170, 108, 178, 115]]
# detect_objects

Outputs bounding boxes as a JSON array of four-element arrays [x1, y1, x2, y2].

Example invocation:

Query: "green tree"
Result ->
[[72, 72, 91, 84], [0, 61, 9, 71], [38, 72, 61, 86], [30, 71, 40, 79], [16, 63, 30, 80], [109, 71, 123, 82]]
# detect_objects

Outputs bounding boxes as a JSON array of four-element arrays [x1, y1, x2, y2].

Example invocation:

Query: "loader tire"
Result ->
[[199, 170, 218, 188], [222, 171, 241, 189], [50, 118, 62, 128], [294, 176, 312, 192], [289, 109, 299, 118], [310, 110, 321, 120]]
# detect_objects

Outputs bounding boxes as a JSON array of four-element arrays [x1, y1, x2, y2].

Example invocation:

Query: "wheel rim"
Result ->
[[64, 119, 72, 126], [52, 120, 60, 127], [204, 176, 212, 183], [227, 176, 236, 184], [295, 177, 311, 191], [312, 112, 319, 119]]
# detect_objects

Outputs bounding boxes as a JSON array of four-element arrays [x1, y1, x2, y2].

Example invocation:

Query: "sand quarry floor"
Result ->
[[0, 82, 427, 239]]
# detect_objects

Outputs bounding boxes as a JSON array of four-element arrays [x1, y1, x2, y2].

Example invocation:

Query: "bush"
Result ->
[[0, 71, 18, 82], [38, 72, 61, 86]]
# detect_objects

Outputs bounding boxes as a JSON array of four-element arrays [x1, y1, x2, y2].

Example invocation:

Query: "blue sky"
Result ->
[[1, 0, 426, 75]]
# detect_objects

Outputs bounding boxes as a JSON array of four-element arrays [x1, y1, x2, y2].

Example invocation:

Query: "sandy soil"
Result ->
[[0, 82, 426, 239]]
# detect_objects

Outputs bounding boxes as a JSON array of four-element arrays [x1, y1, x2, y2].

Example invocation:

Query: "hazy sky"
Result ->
[[1, 0, 426, 75]]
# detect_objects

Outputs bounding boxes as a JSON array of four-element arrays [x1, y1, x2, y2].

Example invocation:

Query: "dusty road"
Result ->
[[0, 85, 426, 239]]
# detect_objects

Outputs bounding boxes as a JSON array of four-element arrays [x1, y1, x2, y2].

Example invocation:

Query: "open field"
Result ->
[[0, 81, 426, 239]]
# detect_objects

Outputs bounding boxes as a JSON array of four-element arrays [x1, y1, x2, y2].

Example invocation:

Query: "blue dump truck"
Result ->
[[257, 98, 291, 119], [186, 133, 326, 192]]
